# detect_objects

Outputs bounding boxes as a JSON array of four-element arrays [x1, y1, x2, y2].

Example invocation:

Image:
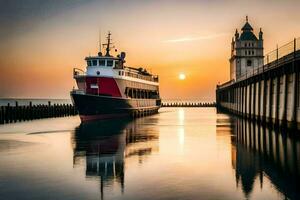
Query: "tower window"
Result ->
[[245, 51, 247, 55], [247, 60, 252, 66]]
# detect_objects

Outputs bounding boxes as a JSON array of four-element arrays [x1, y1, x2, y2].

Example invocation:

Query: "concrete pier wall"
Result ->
[[216, 48, 300, 128]]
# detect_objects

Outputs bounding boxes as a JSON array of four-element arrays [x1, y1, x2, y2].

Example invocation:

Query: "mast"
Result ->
[[103, 31, 113, 57]]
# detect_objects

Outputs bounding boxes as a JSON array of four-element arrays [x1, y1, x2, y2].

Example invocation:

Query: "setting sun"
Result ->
[[179, 73, 186, 80]]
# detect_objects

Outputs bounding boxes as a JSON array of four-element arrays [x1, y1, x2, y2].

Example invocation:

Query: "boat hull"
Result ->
[[71, 92, 161, 122]]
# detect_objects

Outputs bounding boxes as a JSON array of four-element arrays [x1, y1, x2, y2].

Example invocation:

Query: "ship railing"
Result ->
[[217, 80, 235, 89], [124, 71, 159, 82], [73, 68, 86, 78], [236, 37, 300, 82]]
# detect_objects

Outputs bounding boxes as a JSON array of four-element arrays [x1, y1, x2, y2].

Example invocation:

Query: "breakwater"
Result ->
[[161, 102, 216, 107], [0, 101, 77, 124]]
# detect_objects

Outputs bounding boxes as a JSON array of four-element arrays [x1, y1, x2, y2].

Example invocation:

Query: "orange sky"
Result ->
[[1, 0, 300, 101]]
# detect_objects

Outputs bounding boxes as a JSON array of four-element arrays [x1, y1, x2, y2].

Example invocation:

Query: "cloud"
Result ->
[[163, 33, 229, 43]]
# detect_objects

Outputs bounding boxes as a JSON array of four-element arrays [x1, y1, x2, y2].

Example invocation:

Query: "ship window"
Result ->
[[87, 60, 92, 66], [99, 59, 105, 66], [107, 60, 113, 67], [92, 60, 98, 66]]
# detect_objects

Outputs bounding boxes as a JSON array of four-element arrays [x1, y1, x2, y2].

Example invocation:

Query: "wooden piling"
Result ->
[[0, 101, 78, 125], [0, 106, 3, 124]]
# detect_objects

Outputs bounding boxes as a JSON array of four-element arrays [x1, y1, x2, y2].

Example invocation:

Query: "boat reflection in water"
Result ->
[[72, 118, 159, 199], [226, 117, 300, 199]]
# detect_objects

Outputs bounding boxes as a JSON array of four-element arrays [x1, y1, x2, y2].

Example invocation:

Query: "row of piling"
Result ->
[[161, 102, 216, 107], [0, 100, 217, 124], [0, 101, 77, 124]]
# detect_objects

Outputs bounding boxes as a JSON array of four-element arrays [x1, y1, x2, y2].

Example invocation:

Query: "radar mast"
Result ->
[[103, 31, 114, 57]]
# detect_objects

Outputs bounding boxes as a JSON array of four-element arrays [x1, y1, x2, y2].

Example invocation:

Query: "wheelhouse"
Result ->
[[86, 57, 121, 68]]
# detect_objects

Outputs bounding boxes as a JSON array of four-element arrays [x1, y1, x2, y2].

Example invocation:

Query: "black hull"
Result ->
[[71, 92, 161, 121]]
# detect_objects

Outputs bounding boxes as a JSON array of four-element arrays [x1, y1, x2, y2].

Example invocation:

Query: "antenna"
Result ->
[[103, 31, 114, 57], [99, 28, 102, 54]]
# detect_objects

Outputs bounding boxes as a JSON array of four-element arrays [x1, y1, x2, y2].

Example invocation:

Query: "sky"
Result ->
[[0, 0, 300, 101]]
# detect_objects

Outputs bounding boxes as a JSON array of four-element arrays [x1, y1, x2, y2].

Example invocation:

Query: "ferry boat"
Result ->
[[71, 32, 161, 121]]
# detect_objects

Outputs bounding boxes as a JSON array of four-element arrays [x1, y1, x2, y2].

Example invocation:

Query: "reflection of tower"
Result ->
[[229, 117, 300, 200], [233, 119, 261, 198], [72, 117, 159, 199]]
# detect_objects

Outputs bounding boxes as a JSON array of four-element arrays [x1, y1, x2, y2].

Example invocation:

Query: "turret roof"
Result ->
[[240, 17, 258, 41], [241, 22, 253, 31], [240, 31, 258, 40]]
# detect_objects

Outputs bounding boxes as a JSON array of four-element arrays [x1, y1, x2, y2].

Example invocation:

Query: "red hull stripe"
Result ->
[[85, 77, 122, 97], [80, 113, 129, 122]]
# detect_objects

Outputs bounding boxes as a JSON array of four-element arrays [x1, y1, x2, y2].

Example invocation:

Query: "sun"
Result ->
[[179, 73, 186, 80]]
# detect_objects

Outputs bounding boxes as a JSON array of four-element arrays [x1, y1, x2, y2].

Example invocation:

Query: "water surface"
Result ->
[[0, 108, 299, 200]]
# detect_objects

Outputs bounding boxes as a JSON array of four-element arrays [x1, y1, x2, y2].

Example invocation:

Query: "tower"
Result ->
[[230, 16, 264, 81]]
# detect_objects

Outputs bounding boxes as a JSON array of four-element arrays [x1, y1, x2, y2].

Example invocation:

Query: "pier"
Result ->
[[0, 101, 77, 124], [216, 38, 300, 128]]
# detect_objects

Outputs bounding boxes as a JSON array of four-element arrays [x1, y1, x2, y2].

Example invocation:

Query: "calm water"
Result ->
[[0, 108, 299, 200]]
